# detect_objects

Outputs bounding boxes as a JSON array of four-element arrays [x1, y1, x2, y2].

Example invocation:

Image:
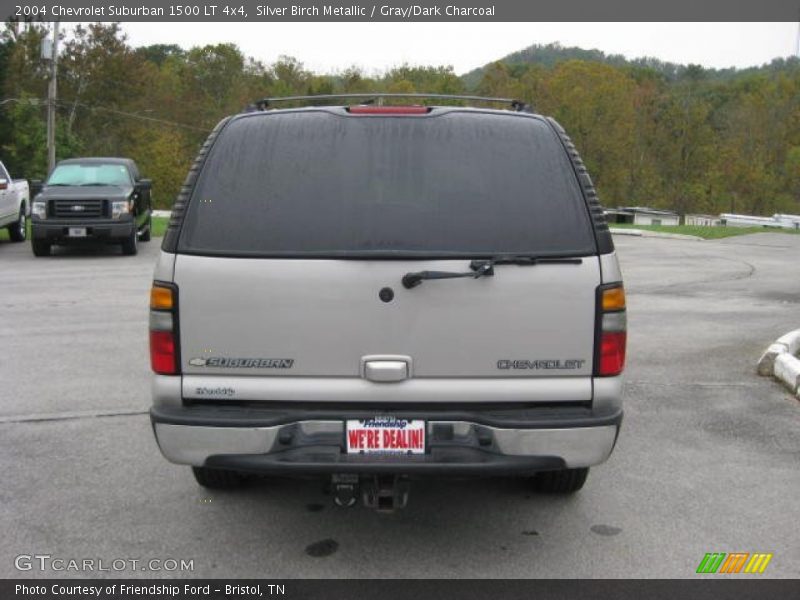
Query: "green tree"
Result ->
[[543, 61, 636, 206], [0, 95, 81, 179]]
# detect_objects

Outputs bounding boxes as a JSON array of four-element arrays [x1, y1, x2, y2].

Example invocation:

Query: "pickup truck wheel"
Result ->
[[121, 223, 138, 255], [31, 239, 51, 257], [140, 215, 152, 242], [192, 466, 245, 489], [531, 467, 589, 494], [8, 207, 26, 242]]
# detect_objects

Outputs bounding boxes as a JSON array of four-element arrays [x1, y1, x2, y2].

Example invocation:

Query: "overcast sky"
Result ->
[[113, 22, 800, 75]]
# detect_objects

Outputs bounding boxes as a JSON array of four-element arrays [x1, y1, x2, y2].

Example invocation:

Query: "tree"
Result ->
[[0, 95, 81, 178], [135, 44, 185, 67], [127, 126, 190, 209], [543, 61, 637, 206]]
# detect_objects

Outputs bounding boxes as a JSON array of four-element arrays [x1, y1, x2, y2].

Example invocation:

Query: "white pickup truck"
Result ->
[[0, 160, 30, 242]]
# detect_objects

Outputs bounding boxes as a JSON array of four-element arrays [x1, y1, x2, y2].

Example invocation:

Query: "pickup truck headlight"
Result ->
[[111, 200, 132, 219], [32, 201, 46, 219]]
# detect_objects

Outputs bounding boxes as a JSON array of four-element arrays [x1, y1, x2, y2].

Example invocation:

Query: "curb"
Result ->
[[757, 329, 800, 397], [609, 228, 703, 241]]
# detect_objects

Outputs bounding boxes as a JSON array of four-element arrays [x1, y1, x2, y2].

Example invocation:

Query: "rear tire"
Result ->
[[31, 239, 51, 257], [531, 467, 589, 494], [8, 206, 26, 242], [140, 215, 152, 242], [192, 466, 245, 490], [121, 223, 138, 255]]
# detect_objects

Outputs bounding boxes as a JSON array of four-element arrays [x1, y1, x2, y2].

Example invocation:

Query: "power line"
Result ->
[[62, 100, 212, 132], [0, 97, 211, 132]]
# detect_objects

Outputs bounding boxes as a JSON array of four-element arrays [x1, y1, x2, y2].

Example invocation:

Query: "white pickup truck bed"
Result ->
[[0, 160, 29, 242]]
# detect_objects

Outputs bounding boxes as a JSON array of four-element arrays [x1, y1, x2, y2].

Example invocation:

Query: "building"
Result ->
[[604, 207, 681, 227], [684, 214, 722, 227]]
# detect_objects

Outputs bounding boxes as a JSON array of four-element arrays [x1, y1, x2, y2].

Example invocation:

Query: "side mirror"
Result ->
[[30, 180, 43, 196], [136, 179, 152, 191], [0, 178, 8, 191]]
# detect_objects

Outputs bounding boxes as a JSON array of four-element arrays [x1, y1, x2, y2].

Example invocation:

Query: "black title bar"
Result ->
[[4, 579, 800, 600], [1, 0, 800, 22]]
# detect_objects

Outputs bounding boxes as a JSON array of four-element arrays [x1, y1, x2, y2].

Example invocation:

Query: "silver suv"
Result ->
[[149, 94, 626, 510]]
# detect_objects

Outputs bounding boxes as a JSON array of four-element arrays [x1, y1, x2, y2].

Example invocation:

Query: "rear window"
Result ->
[[178, 110, 596, 258]]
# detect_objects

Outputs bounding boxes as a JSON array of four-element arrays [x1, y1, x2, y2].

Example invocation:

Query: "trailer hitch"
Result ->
[[331, 474, 411, 511], [362, 475, 410, 512]]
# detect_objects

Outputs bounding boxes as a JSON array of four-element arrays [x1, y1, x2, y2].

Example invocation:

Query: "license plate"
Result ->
[[346, 417, 425, 455], [68, 227, 87, 238]]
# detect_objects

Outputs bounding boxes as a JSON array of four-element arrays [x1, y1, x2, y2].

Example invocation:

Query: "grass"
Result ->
[[151, 215, 168, 237], [0, 219, 32, 242], [609, 222, 800, 240]]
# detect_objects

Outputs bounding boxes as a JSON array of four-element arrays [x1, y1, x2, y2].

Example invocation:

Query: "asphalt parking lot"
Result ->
[[1, 233, 799, 578]]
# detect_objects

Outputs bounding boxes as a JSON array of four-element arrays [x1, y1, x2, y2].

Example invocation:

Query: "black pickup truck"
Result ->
[[30, 157, 153, 256]]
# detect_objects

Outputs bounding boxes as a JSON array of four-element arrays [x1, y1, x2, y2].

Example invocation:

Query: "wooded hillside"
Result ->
[[2, 25, 798, 215]]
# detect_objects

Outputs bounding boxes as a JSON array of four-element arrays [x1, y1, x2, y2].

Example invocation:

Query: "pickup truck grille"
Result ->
[[50, 199, 108, 219]]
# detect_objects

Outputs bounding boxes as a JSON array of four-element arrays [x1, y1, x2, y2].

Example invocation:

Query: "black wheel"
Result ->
[[121, 223, 138, 255], [31, 238, 51, 257], [531, 467, 589, 494], [140, 215, 152, 242], [8, 206, 26, 242], [191, 466, 245, 489]]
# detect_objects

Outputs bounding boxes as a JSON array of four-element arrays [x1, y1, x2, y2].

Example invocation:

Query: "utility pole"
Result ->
[[46, 21, 59, 175]]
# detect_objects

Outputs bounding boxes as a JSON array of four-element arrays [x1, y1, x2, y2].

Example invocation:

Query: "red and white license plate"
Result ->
[[346, 418, 425, 455]]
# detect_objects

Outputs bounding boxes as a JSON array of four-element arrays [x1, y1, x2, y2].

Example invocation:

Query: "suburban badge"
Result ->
[[188, 357, 294, 368]]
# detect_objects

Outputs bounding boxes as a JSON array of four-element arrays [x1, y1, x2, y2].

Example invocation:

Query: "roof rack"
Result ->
[[250, 93, 532, 112]]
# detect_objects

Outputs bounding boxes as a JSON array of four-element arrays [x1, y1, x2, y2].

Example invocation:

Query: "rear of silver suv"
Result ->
[[149, 96, 626, 509]]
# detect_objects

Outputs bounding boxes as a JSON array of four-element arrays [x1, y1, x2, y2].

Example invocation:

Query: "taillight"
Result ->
[[150, 331, 176, 374], [595, 284, 626, 377], [347, 106, 430, 115], [149, 282, 179, 375]]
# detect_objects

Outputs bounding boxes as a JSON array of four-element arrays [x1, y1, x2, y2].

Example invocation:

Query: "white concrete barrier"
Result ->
[[610, 228, 643, 237], [757, 343, 789, 376], [609, 228, 703, 241], [774, 353, 800, 394], [757, 329, 800, 398], [776, 331, 800, 356]]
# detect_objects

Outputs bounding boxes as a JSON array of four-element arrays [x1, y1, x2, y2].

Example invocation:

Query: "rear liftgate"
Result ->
[[174, 95, 603, 512]]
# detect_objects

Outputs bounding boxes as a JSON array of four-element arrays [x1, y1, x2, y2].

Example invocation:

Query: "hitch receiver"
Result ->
[[362, 475, 410, 512]]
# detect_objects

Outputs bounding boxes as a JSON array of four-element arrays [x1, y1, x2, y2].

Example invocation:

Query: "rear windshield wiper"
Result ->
[[401, 256, 583, 289], [402, 261, 494, 289]]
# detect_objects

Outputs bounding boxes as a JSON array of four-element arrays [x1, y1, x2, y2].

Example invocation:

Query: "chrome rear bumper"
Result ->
[[152, 411, 621, 473]]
